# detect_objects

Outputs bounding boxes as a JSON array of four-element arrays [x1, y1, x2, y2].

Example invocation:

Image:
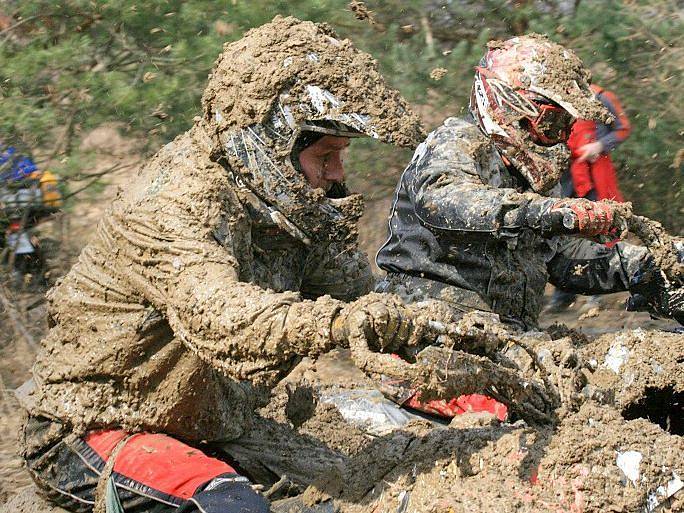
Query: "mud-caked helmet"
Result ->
[[200, 16, 424, 245], [469, 34, 610, 193]]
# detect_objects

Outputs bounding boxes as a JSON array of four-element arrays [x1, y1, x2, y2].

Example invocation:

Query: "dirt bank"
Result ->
[[307, 327, 683, 513], [1, 312, 682, 513]]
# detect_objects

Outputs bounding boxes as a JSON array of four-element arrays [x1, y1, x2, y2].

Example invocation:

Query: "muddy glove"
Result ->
[[627, 250, 684, 325], [348, 335, 559, 425], [342, 294, 558, 422], [413, 345, 560, 424], [538, 198, 622, 237], [332, 293, 429, 353]]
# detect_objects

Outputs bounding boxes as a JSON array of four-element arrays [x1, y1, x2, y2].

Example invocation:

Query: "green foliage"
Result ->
[[0, 0, 681, 231], [1, 1, 230, 151]]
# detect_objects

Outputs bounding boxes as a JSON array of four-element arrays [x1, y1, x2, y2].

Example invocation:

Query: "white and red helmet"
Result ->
[[469, 35, 610, 192]]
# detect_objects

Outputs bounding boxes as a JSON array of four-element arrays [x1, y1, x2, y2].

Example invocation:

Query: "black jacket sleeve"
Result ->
[[547, 236, 650, 295], [406, 118, 553, 234], [300, 241, 374, 301]]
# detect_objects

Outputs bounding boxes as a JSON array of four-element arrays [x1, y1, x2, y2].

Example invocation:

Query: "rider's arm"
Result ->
[[166, 260, 343, 385], [405, 119, 555, 235], [547, 237, 649, 294], [117, 160, 344, 386]]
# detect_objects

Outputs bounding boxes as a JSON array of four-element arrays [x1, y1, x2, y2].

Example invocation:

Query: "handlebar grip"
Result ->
[[543, 209, 578, 236]]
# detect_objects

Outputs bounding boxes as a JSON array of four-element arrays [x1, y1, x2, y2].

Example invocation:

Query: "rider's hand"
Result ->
[[627, 283, 684, 325], [332, 293, 421, 353], [546, 198, 618, 236], [576, 141, 604, 163], [627, 249, 684, 325]]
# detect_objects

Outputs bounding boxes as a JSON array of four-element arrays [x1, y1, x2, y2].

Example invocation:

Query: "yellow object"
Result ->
[[38, 170, 63, 208]]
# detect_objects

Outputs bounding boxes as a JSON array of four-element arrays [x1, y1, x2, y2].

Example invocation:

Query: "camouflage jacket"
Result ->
[[376, 117, 648, 327], [24, 126, 372, 442]]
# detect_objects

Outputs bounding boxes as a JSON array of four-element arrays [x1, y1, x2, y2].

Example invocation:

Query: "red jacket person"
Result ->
[[567, 83, 631, 202]]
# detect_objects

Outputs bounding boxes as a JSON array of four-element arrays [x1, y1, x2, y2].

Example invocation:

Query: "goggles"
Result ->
[[526, 101, 574, 145]]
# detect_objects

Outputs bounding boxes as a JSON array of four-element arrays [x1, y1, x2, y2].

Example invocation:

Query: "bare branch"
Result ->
[[0, 283, 37, 349], [0, 15, 42, 36], [64, 161, 139, 182], [60, 161, 139, 201]]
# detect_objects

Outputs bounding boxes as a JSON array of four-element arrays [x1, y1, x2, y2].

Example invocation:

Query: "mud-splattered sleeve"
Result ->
[[547, 237, 649, 294], [165, 261, 343, 385], [300, 242, 374, 301], [406, 120, 552, 234]]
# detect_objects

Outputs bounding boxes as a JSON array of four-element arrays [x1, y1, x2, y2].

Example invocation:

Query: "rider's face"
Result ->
[[298, 136, 350, 191]]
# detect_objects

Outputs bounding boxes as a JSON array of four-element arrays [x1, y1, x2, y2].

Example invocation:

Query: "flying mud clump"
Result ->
[[348, 1, 376, 24]]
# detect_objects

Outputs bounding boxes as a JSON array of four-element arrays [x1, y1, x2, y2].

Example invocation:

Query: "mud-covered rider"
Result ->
[[17, 17, 442, 513], [376, 35, 683, 328]]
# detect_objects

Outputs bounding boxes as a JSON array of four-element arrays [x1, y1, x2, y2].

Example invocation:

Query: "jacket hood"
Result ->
[[198, 16, 424, 244]]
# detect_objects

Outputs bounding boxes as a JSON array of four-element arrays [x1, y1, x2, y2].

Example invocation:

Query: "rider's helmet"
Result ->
[[200, 16, 424, 245], [469, 34, 611, 193]]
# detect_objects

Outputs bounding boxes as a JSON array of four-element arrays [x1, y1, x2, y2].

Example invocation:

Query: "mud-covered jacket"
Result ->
[[376, 117, 648, 327], [24, 126, 372, 442]]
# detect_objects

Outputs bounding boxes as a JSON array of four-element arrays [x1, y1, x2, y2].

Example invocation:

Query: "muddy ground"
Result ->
[[1, 288, 681, 512]]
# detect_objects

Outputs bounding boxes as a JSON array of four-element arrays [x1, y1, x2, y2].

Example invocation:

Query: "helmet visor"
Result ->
[[527, 102, 574, 145]]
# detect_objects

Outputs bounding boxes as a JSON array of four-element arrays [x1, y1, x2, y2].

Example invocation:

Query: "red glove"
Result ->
[[550, 199, 615, 236]]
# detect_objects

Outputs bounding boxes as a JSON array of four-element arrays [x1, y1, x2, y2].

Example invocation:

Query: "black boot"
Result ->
[[177, 473, 270, 513]]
